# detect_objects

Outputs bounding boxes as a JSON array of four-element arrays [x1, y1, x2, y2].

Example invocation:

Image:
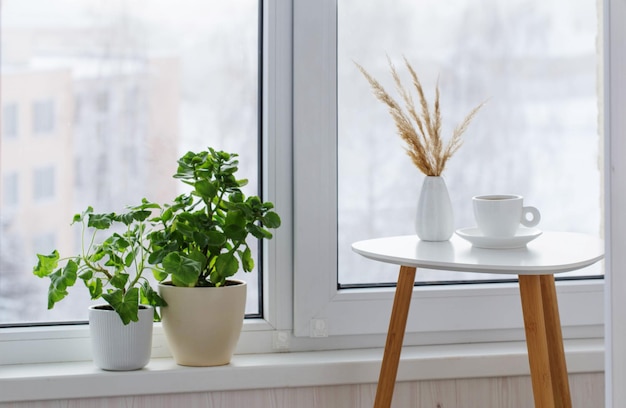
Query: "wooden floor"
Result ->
[[1, 373, 603, 408]]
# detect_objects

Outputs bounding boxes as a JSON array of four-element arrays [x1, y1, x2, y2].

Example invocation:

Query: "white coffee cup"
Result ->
[[472, 194, 541, 238]]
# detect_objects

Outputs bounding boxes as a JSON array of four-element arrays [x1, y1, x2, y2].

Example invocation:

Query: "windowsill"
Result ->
[[0, 338, 603, 403]]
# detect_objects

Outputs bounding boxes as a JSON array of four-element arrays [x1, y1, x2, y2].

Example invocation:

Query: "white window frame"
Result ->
[[604, 0, 626, 405], [292, 0, 604, 347], [0, 0, 616, 369]]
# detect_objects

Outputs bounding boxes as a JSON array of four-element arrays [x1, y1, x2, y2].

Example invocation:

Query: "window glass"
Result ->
[[2, 103, 18, 138], [2, 172, 19, 207], [0, 0, 260, 325], [338, 0, 601, 285], [33, 166, 55, 201], [32, 99, 55, 134]]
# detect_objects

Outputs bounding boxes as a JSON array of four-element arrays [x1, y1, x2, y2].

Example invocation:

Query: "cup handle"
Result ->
[[521, 206, 541, 228]]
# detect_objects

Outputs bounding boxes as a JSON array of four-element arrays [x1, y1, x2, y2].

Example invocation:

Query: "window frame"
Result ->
[[0, 0, 613, 368], [604, 0, 626, 404], [292, 0, 605, 345]]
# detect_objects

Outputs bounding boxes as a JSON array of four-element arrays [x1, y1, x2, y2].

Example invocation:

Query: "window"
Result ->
[[2, 104, 18, 139], [33, 166, 55, 201], [0, 0, 261, 329], [337, 0, 601, 286], [292, 0, 603, 344], [32, 99, 55, 134], [0, 0, 611, 368], [2, 172, 19, 207]]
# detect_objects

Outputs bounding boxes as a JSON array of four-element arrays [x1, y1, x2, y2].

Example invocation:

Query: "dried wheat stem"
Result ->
[[356, 57, 485, 176]]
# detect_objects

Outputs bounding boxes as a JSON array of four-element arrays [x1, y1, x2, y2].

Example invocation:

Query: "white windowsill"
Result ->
[[0, 338, 603, 403]]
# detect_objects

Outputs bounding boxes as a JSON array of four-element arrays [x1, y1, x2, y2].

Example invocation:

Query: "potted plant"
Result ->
[[148, 148, 281, 366], [33, 200, 166, 371], [355, 56, 485, 241]]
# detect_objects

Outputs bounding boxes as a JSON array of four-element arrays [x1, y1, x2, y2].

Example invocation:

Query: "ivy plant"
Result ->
[[148, 148, 281, 288], [33, 200, 166, 325]]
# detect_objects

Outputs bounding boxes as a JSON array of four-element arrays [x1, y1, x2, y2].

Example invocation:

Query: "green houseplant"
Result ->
[[33, 200, 166, 370], [149, 148, 281, 366]]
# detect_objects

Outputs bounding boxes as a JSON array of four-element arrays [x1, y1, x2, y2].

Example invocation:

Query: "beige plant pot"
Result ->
[[158, 279, 247, 367]]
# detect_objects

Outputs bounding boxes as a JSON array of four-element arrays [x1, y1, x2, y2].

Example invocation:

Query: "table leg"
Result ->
[[374, 265, 417, 408], [518, 275, 572, 408], [539, 275, 572, 408]]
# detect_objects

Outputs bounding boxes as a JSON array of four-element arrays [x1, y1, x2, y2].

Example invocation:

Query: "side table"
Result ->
[[352, 232, 604, 408]]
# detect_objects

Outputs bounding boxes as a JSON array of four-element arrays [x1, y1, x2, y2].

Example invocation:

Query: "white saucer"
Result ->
[[455, 227, 543, 249]]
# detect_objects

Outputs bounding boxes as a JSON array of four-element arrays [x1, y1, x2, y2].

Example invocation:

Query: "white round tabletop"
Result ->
[[351, 232, 604, 275]]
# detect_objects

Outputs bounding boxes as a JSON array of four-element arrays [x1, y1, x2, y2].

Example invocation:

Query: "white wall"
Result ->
[[0, 373, 603, 408]]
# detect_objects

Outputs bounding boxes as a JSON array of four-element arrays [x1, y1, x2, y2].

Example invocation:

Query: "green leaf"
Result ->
[[205, 230, 227, 247], [195, 179, 217, 198], [140, 281, 167, 308], [87, 213, 115, 229], [239, 247, 254, 272], [229, 191, 245, 203], [224, 224, 247, 241], [262, 211, 282, 229], [225, 209, 246, 227], [248, 224, 273, 240], [102, 288, 140, 325], [152, 268, 168, 282], [84, 277, 103, 300], [163, 252, 202, 287], [109, 273, 129, 290], [47, 260, 78, 309], [215, 252, 239, 280], [33, 250, 60, 277]]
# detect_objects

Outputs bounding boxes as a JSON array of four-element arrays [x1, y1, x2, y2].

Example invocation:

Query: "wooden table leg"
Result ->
[[518, 275, 572, 408], [539, 275, 572, 408], [374, 265, 417, 408]]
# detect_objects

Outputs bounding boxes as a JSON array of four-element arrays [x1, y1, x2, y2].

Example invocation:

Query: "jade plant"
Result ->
[[33, 200, 166, 324], [148, 148, 281, 288]]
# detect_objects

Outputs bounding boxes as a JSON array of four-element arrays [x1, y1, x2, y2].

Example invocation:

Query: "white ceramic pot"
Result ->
[[158, 279, 247, 367], [88, 304, 154, 371], [415, 176, 454, 241]]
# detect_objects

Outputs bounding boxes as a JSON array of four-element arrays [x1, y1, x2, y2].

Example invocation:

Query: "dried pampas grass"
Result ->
[[355, 56, 485, 176]]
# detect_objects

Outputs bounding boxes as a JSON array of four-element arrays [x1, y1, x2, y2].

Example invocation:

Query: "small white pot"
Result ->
[[88, 304, 154, 371], [159, 280, 247, 367]]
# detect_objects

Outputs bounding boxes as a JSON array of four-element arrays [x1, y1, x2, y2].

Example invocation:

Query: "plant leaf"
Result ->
[[216, 252, 239, 280], [33, 250, 60, 277], [102, 288, 139, 325], [163, 252, 202, 287], [239, 247, 254, 272], [262, 211, 282, 229], [109, 273, 129, 290], [47, 260, 78, 309]]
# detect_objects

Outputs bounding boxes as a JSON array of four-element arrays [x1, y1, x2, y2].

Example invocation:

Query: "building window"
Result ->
[[2, 172, 19, 207], [33, 166, 55, 202], [32, 99, 55, 134], [2, 104, 18, 139]]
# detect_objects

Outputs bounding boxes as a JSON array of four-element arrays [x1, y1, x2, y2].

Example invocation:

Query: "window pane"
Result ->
[[338, 0, 601, 285], [0, 0, 260, 325], [2, 103, 18, 138], [32, 99, 55, 134]]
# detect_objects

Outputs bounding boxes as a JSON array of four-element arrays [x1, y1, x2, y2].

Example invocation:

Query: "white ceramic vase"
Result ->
[[158, 279, 247, 367], [88, 304, 154, 371], [415, 176, 454, 241]]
